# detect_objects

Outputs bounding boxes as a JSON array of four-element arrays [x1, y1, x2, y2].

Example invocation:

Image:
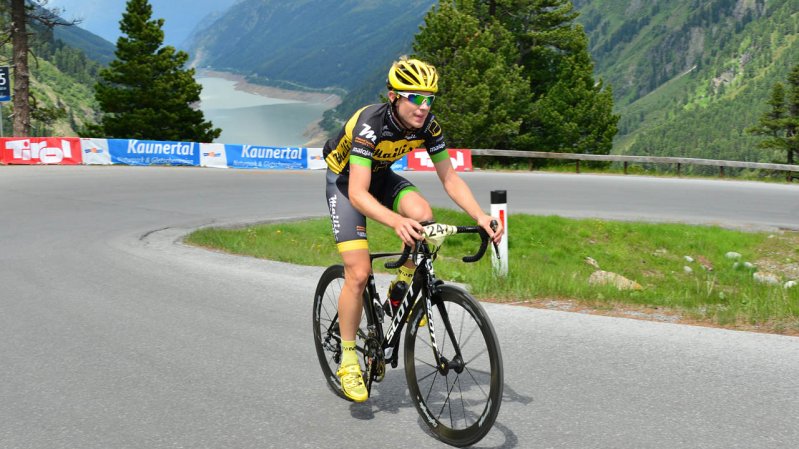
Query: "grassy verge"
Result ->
[[185, 208, 799, 334]]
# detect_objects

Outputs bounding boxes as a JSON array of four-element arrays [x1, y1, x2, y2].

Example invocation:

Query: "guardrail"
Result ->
[[471, 149, 799, 181]]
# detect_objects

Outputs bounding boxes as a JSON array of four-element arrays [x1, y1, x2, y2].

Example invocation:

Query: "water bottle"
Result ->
[[383, 280, 409, 317]]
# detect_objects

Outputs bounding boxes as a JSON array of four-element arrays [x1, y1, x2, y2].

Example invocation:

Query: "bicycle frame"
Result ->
[[360, 242, 455, 392]]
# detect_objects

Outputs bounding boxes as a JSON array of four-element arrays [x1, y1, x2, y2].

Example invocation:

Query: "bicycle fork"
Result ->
[[420, 262, 467, 376]]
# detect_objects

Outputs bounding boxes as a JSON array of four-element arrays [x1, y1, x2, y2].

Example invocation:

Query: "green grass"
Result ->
[[185, 208, 799, 333]]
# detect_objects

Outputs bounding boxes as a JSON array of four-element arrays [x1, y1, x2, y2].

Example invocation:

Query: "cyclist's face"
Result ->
[[390, 90, 431, 129]]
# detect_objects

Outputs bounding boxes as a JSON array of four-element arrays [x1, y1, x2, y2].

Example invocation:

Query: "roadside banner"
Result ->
[[391, 155, 408, 171], [200, 143, 228, 168], [108, 139, 199, 166], [0, 137, 83, 165], [81, 138, 112, 165], [307, 147, 326, 170], [407, 148, 472, 171], [225, 144, 307, 169]]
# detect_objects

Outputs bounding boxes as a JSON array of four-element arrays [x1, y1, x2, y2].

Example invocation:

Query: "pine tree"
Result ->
[[413, 1, 530, 149], [786, 64, 799, 164], [93, 0, 220, 141], [530, 39, 618, 154], [747, 82, 789, 163], [413, 0, 618, 155], [748, 64, 799, 165]]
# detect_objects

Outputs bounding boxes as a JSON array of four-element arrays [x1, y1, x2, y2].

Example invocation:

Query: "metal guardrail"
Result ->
[[471, 149, 799, 180]]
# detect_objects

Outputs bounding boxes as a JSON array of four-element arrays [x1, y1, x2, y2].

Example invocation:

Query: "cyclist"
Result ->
[[323, 56, 504, 402]]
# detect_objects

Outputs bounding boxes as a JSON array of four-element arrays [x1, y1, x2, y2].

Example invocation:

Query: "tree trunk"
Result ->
[[11, 0, 30, 136]]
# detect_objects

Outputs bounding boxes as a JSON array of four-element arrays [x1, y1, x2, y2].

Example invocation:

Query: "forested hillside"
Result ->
[[189, 0, 798, 168], [574, 0, 799, 170], [0, 20, 110, 136]]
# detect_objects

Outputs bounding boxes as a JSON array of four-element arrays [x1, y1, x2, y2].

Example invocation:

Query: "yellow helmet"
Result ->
[[387, 57, 439, 93]]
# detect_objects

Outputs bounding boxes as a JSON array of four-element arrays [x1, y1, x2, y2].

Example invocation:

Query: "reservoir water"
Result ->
[[197, 75, 331, 147]]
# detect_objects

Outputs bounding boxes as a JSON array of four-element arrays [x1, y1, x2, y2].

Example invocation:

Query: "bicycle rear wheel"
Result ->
[[312, 265, 372, 401], [404, 284, 503, 447]]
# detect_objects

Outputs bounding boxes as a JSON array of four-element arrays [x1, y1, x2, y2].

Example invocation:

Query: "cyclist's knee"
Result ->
[[399, 194, 433, 222], [342, 253, 371, 290]]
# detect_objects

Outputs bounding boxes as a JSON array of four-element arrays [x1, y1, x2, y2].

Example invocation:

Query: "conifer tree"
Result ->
[[413, 1, 530, 149], [747, 82, 790, 163], [93, 0, 220, 141], [786, 64, 799, 164], [414, 0, 617, 155], [748, 64, 799, 165]]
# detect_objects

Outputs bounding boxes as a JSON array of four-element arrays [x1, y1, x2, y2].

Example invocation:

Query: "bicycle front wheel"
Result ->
[[404, 284, 503, 447], [312, 265, 372, 401]]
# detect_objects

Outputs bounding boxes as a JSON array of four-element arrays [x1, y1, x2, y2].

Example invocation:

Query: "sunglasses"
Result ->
[[395, 91, 435, 107]]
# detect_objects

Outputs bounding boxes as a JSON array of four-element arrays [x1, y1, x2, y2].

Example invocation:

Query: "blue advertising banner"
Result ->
[[108, 139, 199, 166], [391, 155, 408, 171], [225, 145, 307, 170]]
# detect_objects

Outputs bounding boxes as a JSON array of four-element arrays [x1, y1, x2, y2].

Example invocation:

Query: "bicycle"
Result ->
[[312, 221, 503, 447]]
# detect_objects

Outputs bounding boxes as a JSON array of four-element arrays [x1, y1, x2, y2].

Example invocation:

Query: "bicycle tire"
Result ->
[[404, 284, 503, 447], [312, 265, 373, 401]]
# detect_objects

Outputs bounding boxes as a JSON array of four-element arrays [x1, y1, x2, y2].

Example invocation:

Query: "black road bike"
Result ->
[[312, 222, 503, 447]]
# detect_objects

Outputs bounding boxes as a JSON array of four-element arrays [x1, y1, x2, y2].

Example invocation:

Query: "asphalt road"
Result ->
[[1, 166, 798, 449]]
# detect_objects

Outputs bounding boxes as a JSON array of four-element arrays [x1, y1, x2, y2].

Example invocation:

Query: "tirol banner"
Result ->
[[0, 137, 83, 165], [406, 148, 473, 172], [107, 139, 199, 166], [225, 144, 307, 170]]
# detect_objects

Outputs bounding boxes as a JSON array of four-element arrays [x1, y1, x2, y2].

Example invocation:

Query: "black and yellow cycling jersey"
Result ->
[[323, 102, 449, 176]]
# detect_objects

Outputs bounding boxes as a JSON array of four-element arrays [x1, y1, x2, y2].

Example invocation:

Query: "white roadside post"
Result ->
[[490, 190, 508, 277]]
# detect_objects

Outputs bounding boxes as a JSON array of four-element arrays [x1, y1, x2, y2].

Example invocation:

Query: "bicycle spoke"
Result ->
[[456, 375, 471, 428], [464, 366, 490, 399], [464, 346, 489, 366], [436, 373, 459, 424], [424, 369, 440, 405], [414, 355, 438, 371]]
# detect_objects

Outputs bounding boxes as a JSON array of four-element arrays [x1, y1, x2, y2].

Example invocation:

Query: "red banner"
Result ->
[[406, 148, 473, 171], [0, 137, 83, 165]]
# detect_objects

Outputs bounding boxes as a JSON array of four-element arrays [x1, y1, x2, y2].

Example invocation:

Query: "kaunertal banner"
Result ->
[[225, 145, 307, 170], [107, 139, 199, 166]]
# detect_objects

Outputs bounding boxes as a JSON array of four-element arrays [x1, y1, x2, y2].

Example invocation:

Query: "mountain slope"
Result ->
[[574, 0, 799, 168], [53, 24, 116, 65], [189, 0, 436, 91]]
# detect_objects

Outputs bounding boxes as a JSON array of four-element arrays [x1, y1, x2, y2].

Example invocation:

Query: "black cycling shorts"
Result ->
[[325, 169, 418, 252]]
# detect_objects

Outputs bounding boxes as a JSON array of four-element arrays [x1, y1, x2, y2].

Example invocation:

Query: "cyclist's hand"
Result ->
[[478, 214, 504, 244], [393, 216, 423, 247]]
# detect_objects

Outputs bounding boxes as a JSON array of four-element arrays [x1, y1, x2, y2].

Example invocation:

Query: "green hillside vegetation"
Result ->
[[0, 24, 106, 136], [575, 0, 799, 173], [53, 21, 116, 65]]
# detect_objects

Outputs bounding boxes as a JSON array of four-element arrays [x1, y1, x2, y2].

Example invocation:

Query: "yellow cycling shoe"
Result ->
[[336, 364, 368, 402]]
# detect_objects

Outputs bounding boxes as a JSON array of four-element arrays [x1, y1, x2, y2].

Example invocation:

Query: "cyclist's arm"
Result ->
[[349, 161, 422, 246], [433, 158, 504, 242]]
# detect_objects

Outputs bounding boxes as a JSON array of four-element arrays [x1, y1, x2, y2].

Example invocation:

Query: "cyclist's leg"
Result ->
[[326, 170, 370, 402], [338, 249, 370, 343]]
